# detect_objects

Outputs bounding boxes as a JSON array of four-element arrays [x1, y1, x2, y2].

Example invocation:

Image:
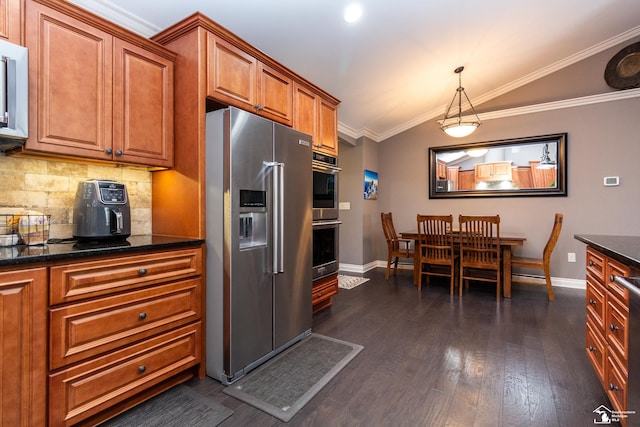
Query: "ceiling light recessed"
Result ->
[[344, 4, 362, 23]]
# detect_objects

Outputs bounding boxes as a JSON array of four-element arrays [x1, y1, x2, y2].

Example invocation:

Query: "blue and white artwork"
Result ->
[[364, 170, 378, 200]]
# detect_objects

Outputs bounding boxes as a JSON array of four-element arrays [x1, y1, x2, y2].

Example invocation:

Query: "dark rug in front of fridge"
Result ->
[[223, 333, 363, 422], [102, 384, 233, 427]]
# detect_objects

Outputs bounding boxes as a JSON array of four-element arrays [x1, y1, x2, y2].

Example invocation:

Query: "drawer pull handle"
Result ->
[[138, 365, 146, 373], [609, 383, 619, 391], [139, 312, 147, 320], [609, 324, 619, 332], [589, 260, 595, 267], [589, 299, 596, 305], [139, 268, 148, 276], [588, 345, 596, 352], [610, 275, 615, 283]]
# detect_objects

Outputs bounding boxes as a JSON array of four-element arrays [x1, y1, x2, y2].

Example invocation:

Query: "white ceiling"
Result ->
[[70, 0, 640, 141]]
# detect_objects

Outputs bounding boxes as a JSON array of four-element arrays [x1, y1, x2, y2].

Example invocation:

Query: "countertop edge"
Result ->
[[574, 234, 640, 272], [0, 235, 206, 268]]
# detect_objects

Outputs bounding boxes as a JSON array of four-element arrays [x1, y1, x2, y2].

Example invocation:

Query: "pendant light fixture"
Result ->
[[440, 66, 481, 138], [537, 143, 556, 169]]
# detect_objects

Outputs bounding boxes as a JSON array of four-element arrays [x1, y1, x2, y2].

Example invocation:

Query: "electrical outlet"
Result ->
[[568, 252, 576, 263]]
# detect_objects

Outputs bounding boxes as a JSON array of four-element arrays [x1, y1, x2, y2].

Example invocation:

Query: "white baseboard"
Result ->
[[339, 261, 586, 290]]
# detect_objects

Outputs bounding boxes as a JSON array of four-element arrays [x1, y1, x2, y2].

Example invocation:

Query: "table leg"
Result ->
[[503, 246, 512, 298], [413, 240, 419, 286]]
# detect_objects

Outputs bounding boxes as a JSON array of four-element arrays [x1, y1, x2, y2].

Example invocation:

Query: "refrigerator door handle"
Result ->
[[276, 162, 285, 273], [266, 161, 285, 274]]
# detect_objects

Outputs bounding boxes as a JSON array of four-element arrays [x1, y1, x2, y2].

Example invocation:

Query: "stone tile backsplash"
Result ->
[[0, 155, 152, 239]]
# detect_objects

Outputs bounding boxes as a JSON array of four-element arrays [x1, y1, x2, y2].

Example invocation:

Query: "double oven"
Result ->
[[312, 152, 341, 280]]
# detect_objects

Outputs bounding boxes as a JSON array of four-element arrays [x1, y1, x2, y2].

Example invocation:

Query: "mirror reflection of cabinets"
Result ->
[[430, 133, 567, 198]]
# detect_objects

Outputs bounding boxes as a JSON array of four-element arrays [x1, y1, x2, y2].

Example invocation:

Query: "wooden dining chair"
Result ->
[[458, 214, 501, 301], [416, 214, 457, 294], [381, 212, 414, 279], [511, 213, 563, 301]]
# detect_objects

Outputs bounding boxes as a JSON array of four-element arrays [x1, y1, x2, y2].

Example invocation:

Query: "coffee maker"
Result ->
[[73, 179, 131, 241]]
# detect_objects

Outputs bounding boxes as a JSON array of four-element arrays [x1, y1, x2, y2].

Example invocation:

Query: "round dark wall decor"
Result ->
[[605, 41, 640, 89]]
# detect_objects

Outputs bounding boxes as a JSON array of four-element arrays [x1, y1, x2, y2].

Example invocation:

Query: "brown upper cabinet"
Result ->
[[22, 0, 175, 168], [293, 83, 338, 156], [0, 0, 22, 44], [207, 34, 293, 126]]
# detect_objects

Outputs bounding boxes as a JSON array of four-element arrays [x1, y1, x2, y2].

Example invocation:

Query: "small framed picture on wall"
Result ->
[[364, 170, 378, 200]]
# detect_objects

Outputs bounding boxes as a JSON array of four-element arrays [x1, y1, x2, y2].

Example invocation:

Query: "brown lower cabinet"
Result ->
[[0, 267, 47, 427], [585, 247, 631, 426], [312, 273, 338, 314], [47, 246, 204, 426]]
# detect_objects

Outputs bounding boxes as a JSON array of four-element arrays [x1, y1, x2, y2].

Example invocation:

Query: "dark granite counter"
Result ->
[[0, 235, 205, 268], [574, 234, 640, 272]]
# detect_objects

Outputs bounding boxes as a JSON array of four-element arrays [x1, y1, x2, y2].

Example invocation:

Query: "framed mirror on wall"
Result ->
[[429, 133, 567, 199]]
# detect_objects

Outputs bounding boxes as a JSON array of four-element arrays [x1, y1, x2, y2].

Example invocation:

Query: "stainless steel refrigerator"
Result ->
[[205, 107, 312, 384]]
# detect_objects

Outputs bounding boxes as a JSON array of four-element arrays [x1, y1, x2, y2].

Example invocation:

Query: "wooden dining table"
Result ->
[[400, 231, 526, 298]]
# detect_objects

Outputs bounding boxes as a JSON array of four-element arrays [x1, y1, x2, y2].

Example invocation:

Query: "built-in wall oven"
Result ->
[[312, 152, 340, 221], [312, 219, 340, 280]]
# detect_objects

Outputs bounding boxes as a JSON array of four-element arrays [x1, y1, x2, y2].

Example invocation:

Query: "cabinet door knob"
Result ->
[[139, 312, 147, 320], [609, 324, 619, 331], [609, 275, 615, 282], [589, 299, 596, 305], [588, 345, 595, 352], [138, 365, 146, 373], [588, 260, 594, 267], [139, 268, 147, 276], [115, 150, 123, 156], [105, 148, 113, 155], [609, 383, 619, 391]]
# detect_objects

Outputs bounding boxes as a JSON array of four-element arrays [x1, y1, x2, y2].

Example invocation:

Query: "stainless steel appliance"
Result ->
[[205, 107, 312, 384], [312, 152, 340, 221], [72, 179, 131, 241], [312, 219, 340, 280], [0, 39, 28, 151]]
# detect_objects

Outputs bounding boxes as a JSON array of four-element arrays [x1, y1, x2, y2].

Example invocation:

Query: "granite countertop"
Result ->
[[574, 234, 640, 272], [0, 235, 205, 268]]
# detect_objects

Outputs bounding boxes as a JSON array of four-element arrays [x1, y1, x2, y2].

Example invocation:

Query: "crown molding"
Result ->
[[68, 0, 160, 37], [437, 88, 640, 125]]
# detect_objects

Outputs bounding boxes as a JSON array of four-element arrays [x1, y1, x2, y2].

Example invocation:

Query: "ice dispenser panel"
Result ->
[[239, 190, 267, 250]]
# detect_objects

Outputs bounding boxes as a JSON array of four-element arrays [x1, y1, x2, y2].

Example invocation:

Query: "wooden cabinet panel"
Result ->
[[114, 39, 174, 167], [606, 295, 629, 363], [607, 258, 631, 304], [49, 323, 200, 426], [50, 278, 202, 369], [207, 34, 256, 106], [258, 62, 292, 125], [26, 1, 113, 159], [474, 161, 513, 182], [0, 0, 22, 44], [312, 274, 338, 313], [207, 34, 292, 125], [586, 274, 606, 331], [607, 352, 628, 421], [50, 248, 202, 305], [586, 318, 606, 388], [587, 247, 606, 282], [24, 0, 175, 168], [0, 267, 47, 427], [293, 82, 338, 156]]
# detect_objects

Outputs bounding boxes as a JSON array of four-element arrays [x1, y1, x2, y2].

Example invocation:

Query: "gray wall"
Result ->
[[338, 36, 640, 281]]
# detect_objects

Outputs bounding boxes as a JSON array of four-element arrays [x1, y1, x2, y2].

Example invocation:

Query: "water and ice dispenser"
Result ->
[[239, 190, 267, 249]]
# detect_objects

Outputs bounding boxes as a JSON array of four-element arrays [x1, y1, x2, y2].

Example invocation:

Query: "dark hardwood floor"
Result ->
[[185, 268, 611, 426]]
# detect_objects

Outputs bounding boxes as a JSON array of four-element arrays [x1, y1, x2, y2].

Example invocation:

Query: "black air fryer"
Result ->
[[73, 179, 131, 241]]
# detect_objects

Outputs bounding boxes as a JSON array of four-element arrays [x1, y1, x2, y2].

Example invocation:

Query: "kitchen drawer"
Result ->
[[586, 274, 606, 332], [50, 247, 203, 305], [606, 258, 631, 305], [606, 294, 629, 364], [586, 318, 606, 388], [50, 278, 201, 370], [312, 277, 338, 306], [49, 322, 201, 426], [607, 352, 628, 419], [586, 247, 605, 283]]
